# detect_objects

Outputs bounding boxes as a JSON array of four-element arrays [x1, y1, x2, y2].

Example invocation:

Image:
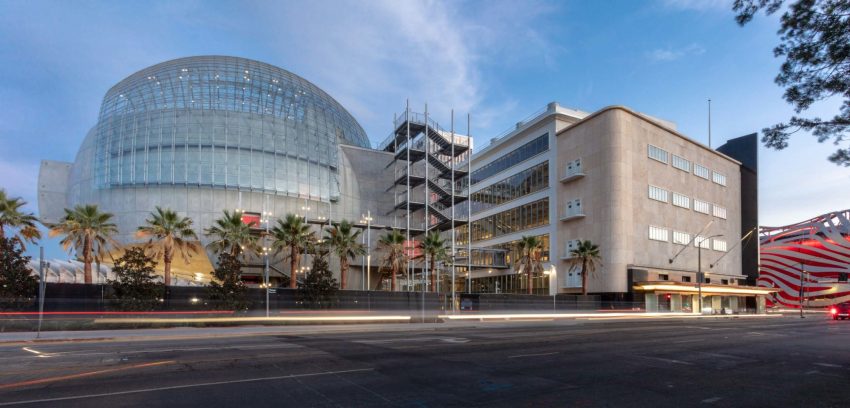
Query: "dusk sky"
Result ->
[[1, 0, 848, 258]]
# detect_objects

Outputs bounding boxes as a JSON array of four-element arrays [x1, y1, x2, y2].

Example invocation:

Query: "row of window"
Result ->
[[470, 161, 548, 214], [471, 134, 548, 184], [457, 198, 549, 244], [647, 144, 727, 186], [649, 226, 727, 251], [648, 185, 727, 219]]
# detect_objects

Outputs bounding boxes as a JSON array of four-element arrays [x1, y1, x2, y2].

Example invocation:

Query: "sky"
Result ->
[[0, 0, 848, 258]]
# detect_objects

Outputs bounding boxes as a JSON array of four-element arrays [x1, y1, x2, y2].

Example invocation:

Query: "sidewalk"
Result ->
[[0, 312, 782, 345]]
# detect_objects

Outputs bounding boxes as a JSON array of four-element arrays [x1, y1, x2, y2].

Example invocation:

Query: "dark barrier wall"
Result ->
[[460, 294, 601, 312]]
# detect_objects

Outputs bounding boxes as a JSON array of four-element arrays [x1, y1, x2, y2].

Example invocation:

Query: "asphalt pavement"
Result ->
[[0, 316, 848, 407]]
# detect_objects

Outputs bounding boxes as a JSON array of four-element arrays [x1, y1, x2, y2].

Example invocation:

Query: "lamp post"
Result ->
[[696, 234, 723, 315], [360, 211, 372, 291], [261, 207, 272, 318], [544, 265, 557, 313]]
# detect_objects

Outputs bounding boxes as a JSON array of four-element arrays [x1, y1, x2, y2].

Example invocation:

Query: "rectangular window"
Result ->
[[672, 193, 690, 209], [694, 164, 710, 179], [672, 155, 690, 172], [659, 274, 669, 281], [682, 276, 692, 283], [649, 185, 669, 203], [713, 205, 727, 219], [713, 239, 727, 252], [466, 198, 549, 243], [470, 161, 548, 214], [649, 225, 669, 242], [695, 235, 710, 249], [673, 231, 691, 245], [471, 134, 548, 184], [648, 144, 668, 164], [721, 279, 729, 285], [694, 199, 711, 214], [712, 172, 727, 186]]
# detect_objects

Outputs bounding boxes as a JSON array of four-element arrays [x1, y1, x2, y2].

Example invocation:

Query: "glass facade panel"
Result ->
[[92, 56, 368, 202], [470, 161, 548, 213], [471, 134, 548, 184], [457, 198, 549, 244], [648, 144, 669, 163]]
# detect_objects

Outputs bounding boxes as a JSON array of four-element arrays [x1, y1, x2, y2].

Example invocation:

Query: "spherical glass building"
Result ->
[[93, 55, 368, 199], [40, 57, 380, 275]]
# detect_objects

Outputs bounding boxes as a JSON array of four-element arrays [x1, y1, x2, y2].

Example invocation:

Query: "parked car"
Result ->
[[829, 303, 850, 320]]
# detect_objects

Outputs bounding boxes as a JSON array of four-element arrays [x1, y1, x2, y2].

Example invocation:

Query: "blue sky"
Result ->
[[1, 0, 848, 258]]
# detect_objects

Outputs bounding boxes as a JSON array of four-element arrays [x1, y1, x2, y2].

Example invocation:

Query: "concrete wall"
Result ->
[[556, 107, 744, 294]]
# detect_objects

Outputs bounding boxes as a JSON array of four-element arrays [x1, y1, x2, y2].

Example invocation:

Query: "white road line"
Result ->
[[672, 339, 704, 344], [0, 368, 374, 406], [507, 352, 559, 359], [635, 356, 693, 365], [814, 362, 842, 368], [702, 396, 723, 404], [20, 347, 53, 359]]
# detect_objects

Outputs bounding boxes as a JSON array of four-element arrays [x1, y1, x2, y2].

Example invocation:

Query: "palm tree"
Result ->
[[324, 220, 365, 290], [377, 229, 408, 291], [516, 235, 544, 295], [272, 214, 314, 289], [48, 204, 118, 284], [418, 231, 448, 292], [566, 240, 602, 296], [0, 189, 41, 248], [205, 210, 256, 257], [136, 207, 200, 286]]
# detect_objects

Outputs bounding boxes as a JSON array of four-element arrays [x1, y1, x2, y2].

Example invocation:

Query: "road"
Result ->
[[0, 316, 848, 407]]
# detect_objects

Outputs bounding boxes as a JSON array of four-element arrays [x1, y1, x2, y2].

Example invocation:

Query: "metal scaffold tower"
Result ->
[[379, 102, 472, 295]]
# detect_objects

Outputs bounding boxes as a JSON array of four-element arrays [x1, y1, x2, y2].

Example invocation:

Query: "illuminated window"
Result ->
[[694, 164, 710, 179], [695, 235, 710, 249], [649, 225, 669, 242], [673, 231, 691, 245], [648, 144, 668, 164], [672, 155, 690, 172], [649, 185, 669, 202], [713, 239, 727, 252], [713, 205, 727, 219], [694, 199, 711, 214], [672, 193, 690, 209], [712, 172, 727, 186]]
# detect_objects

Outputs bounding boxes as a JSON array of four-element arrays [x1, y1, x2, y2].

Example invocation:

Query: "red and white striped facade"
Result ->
[[758, 210, 850, 308]]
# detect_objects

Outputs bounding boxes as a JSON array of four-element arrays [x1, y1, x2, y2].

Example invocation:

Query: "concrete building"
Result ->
[[458, 102, 772, 312]]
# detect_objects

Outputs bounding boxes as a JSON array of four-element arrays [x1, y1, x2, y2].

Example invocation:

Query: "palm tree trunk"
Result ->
[[164, 245, 172, 286], [430, 257, 436, 293], [290, 245, 298, 289], [527, 260, 533, 295], [581, 258, 588, 296], [340, 257, 348, 290], [83, 236, 93, 284], [391, 265, 397, 292]]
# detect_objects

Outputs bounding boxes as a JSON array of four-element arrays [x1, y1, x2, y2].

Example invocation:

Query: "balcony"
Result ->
[[559, 199, 584, 221], [559, 159, 584, 183]]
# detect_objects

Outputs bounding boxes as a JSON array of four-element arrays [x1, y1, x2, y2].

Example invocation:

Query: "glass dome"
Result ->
[[92, 56, 369, 202]]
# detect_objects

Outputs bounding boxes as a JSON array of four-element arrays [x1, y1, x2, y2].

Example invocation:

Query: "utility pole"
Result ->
[[708, 98, 712, 149], [37, 247, 46, 339]]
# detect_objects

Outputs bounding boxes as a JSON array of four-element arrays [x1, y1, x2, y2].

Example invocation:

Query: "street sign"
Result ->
[[268, 289, 277, 294]]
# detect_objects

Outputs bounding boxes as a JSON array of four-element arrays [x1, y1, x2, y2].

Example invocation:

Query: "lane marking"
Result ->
[[0, 368, 374, 406], [635, 355, 693, 366], [702, 397, 723, 404], [0, 360, 174, 390], [507, 352, 559, 359], [672, 339, 704, 344], [20, 348, 53, 359], [814, 363, 842, 368]]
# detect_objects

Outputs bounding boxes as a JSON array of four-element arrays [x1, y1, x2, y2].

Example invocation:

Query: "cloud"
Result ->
[[647, 43, 706, 62]]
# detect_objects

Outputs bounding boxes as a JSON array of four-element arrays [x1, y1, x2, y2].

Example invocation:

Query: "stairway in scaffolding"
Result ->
[[381, 109, 471, 234]]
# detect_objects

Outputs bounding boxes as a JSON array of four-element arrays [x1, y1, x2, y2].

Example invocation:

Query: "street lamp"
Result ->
[[360, 211, 373, 291], [543, 265, 557, 313], [261, 208, 273, 318], [696, 234, 723, 315]]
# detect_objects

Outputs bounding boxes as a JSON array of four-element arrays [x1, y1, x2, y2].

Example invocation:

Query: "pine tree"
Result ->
[[109, 247, 165, 311], [0, 237, 38, 311], [299, 243, 339, 309], [207, 253, 249, 311]]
